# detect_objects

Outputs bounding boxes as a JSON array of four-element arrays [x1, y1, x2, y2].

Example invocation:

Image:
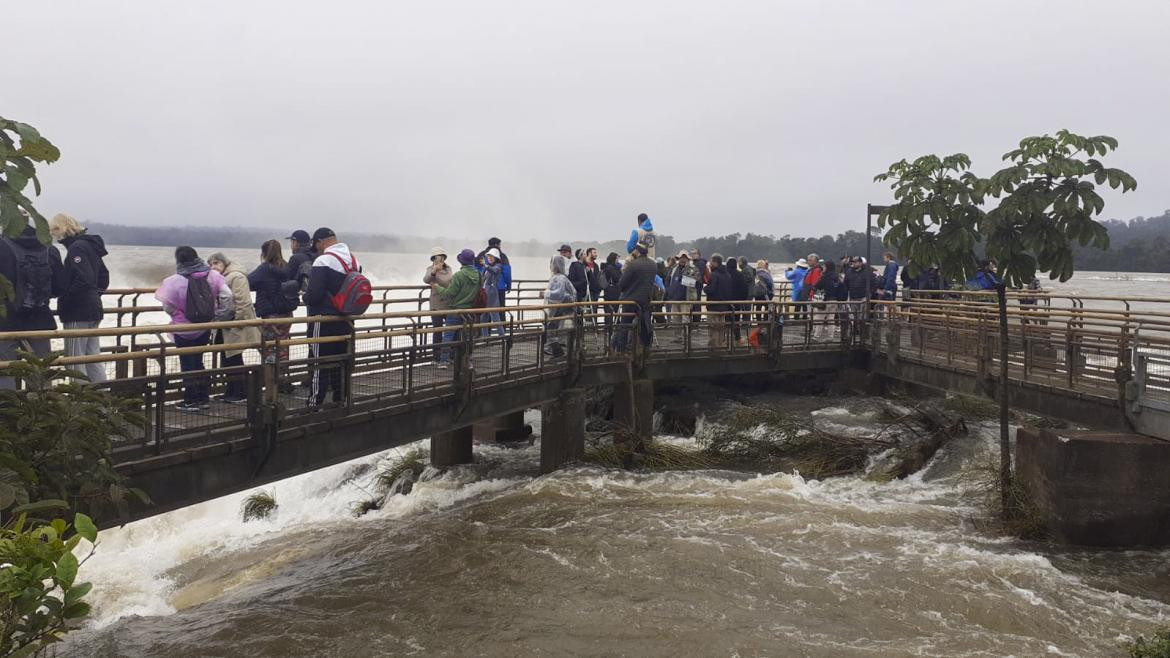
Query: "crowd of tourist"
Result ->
[[0, 210, 1027, 411]]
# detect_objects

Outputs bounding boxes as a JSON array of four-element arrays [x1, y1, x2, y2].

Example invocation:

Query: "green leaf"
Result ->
[[11, 499, 69, 515], [73, 513, 98, 543], [56, 551, 78, 590], [64, 581, 92, 607], [64, 601, 92, 619]]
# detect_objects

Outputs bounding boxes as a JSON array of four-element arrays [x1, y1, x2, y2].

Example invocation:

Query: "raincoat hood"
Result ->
[[639, 217, 654, 231], [176, 259, 210, 277]]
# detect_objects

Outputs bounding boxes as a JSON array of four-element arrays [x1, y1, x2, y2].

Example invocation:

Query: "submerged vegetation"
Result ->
[[240, 491, 278, 522], [1124, 627, 1170, 658], [350, 448, 430, 517]]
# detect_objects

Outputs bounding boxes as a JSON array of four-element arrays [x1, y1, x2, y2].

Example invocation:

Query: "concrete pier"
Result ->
[[613, 379, 654, 444], [1016, 428, 1170, 547], [541, 388, 585, 473], [431, 426, 474, 468], [473, 410, 532, 443]]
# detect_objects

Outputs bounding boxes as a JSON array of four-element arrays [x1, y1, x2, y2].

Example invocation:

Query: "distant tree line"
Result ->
[[86, 210, 1170, 272]]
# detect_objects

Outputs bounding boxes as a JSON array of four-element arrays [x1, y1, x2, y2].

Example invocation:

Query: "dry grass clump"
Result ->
[[585, 438, 721, 471], [942, 393, 1003, 421], [241, 490, 277, 522], [969, 459, 1048, 541], [350, 448, 430, 517]]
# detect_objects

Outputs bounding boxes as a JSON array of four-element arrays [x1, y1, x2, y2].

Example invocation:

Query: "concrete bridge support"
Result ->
[[541, 388, 585, 474], [1017, 427, 1170, 547], [431, 425, 474, 468], [613, 379, 654, 444], [473, 410, 532, 443]]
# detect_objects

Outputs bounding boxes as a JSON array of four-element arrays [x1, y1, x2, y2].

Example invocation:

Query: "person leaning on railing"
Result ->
[[703, 254, 732, 348], [432, 248, 481, 368], [541, 254, 576, 357], [303, 227, 361, 409], [208, 252, 261, 404], [612, 243, 657, 352], [0, 220, 64, 390], [248, 239, 297, 393], [422, 246, 453, 352], [155, 247, 234, 411], [49, 213, 109, 384]]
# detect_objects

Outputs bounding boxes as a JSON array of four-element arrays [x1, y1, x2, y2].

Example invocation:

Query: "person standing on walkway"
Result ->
[[704, 254, 733, 348], [208, 253, 261, 403], [423, 247, 453, 357], [479, 248, 505, 337], [433, 249, 481, 367], [601, 251, 622, 329], [155, 246, 233, 410], [248, 240, 297, 391], [728, 257, 748, 344], [568, 247, 588, 302], [541, 254, 576, 357], [690, 249, 707, 322], [303, 227, 362, 409], [0, 222, 64, 389], [881, 252, 900, 304], [286, 229, 317, 291], [49, 213, 109, 383], [478, 237, 512, 308], [666, 250, 698, 323], [613, 244, 657, 352], [813, 260, 844, 340]]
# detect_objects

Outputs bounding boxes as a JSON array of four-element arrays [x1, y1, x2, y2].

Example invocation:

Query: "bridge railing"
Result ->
[[2, 298, 853, 459]]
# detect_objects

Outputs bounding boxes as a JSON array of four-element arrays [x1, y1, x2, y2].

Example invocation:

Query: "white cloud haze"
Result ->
[[5, 0, 1169, 241]]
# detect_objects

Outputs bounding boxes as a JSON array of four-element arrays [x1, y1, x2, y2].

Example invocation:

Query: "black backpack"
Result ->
[[277, 279, 301, 314], [3, 238, 53, 313], [184, 274, 215, 323]]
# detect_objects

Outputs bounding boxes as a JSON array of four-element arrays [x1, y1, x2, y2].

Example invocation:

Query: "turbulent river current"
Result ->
[[58, 249, 1170, 656]]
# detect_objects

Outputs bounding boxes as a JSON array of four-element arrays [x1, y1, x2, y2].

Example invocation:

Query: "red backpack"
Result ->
[[326, 252, 373, 315]]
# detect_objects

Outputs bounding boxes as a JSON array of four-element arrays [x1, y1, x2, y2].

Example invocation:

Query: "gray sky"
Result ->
[[6, 0, 1169, 241]]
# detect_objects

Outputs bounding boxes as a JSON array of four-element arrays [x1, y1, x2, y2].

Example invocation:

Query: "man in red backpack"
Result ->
[[304, 227, 363, 409]]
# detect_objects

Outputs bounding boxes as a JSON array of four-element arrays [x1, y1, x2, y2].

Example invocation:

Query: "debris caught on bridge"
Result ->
[[241, 490, 278, 522]]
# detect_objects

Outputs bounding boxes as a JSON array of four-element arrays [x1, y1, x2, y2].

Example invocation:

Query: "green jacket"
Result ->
[[437, 265, 481, 309]]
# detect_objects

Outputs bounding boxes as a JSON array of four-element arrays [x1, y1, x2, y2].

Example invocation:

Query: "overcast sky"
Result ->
[[6, 0, 1168, 242]]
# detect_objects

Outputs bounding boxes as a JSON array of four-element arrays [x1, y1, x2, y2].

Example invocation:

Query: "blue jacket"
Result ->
[[784, 266, 808, 302], [882, 260, 899, 294], [967, 271, 999, 290], [499, 262, 512, 292], [626, 217, 655, 254]]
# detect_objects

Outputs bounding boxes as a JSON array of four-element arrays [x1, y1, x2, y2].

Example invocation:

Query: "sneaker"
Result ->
[[176, 401, 202, 412], [437, 362, 449, 369]]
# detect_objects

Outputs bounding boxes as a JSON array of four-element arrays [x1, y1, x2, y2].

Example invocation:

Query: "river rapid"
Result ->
[[59, 248, 1170, 656]]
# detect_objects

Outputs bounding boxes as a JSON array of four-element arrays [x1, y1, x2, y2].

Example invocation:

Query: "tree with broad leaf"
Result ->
[[0, 117, 60, 316], [874, 130, 1136, 516]]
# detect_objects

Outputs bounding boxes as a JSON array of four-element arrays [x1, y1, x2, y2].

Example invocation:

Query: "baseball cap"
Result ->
[[311, 227, 336, 242], [286, 230, 311, 243]]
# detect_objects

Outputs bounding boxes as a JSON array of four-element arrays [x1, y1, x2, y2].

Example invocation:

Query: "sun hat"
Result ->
[[486, 248, 501, 261], [677, 250, 689, 258], [457, 249, 475, 265], [795, 258, 809, 268], [430, 246, 447, 261]]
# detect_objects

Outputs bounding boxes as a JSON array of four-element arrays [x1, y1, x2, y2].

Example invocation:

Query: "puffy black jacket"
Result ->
[[0, 227, 64, 331], [568, 261, 588, 301], [729, 263, 749, 302], [692, 258, 707, 296], [287, 245, 318, 289], [817, 270, 847, 302], [843, 267, 871, 300], [601, 262, 621, 300], [57, 233, 109, 323], [704, 265, 733, 312], [617, 256, 658, 307], [248, 262, 292, 317]]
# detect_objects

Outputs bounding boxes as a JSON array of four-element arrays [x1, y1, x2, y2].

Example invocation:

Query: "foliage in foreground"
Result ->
[[0, 354, 147, 521], [241, 490, 278, 522], [0, 513, 98, 658], [1125, 627, 1170, 658]]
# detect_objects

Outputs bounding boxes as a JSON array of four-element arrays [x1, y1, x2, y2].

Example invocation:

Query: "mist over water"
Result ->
[[62, 248, 1170, 656]]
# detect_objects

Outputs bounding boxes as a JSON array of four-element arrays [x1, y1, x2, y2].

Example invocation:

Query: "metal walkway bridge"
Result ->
[[2, 282, 1167, 523]]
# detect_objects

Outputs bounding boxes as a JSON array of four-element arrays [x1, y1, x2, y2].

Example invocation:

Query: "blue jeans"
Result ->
[[439, 315, 465, 364]]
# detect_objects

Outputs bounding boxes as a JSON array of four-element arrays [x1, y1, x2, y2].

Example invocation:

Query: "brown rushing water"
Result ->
[[59, 257, 1170, 657]]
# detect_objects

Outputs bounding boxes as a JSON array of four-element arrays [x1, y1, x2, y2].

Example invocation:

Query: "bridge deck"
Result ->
[[1, 292, 1167, 521]]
